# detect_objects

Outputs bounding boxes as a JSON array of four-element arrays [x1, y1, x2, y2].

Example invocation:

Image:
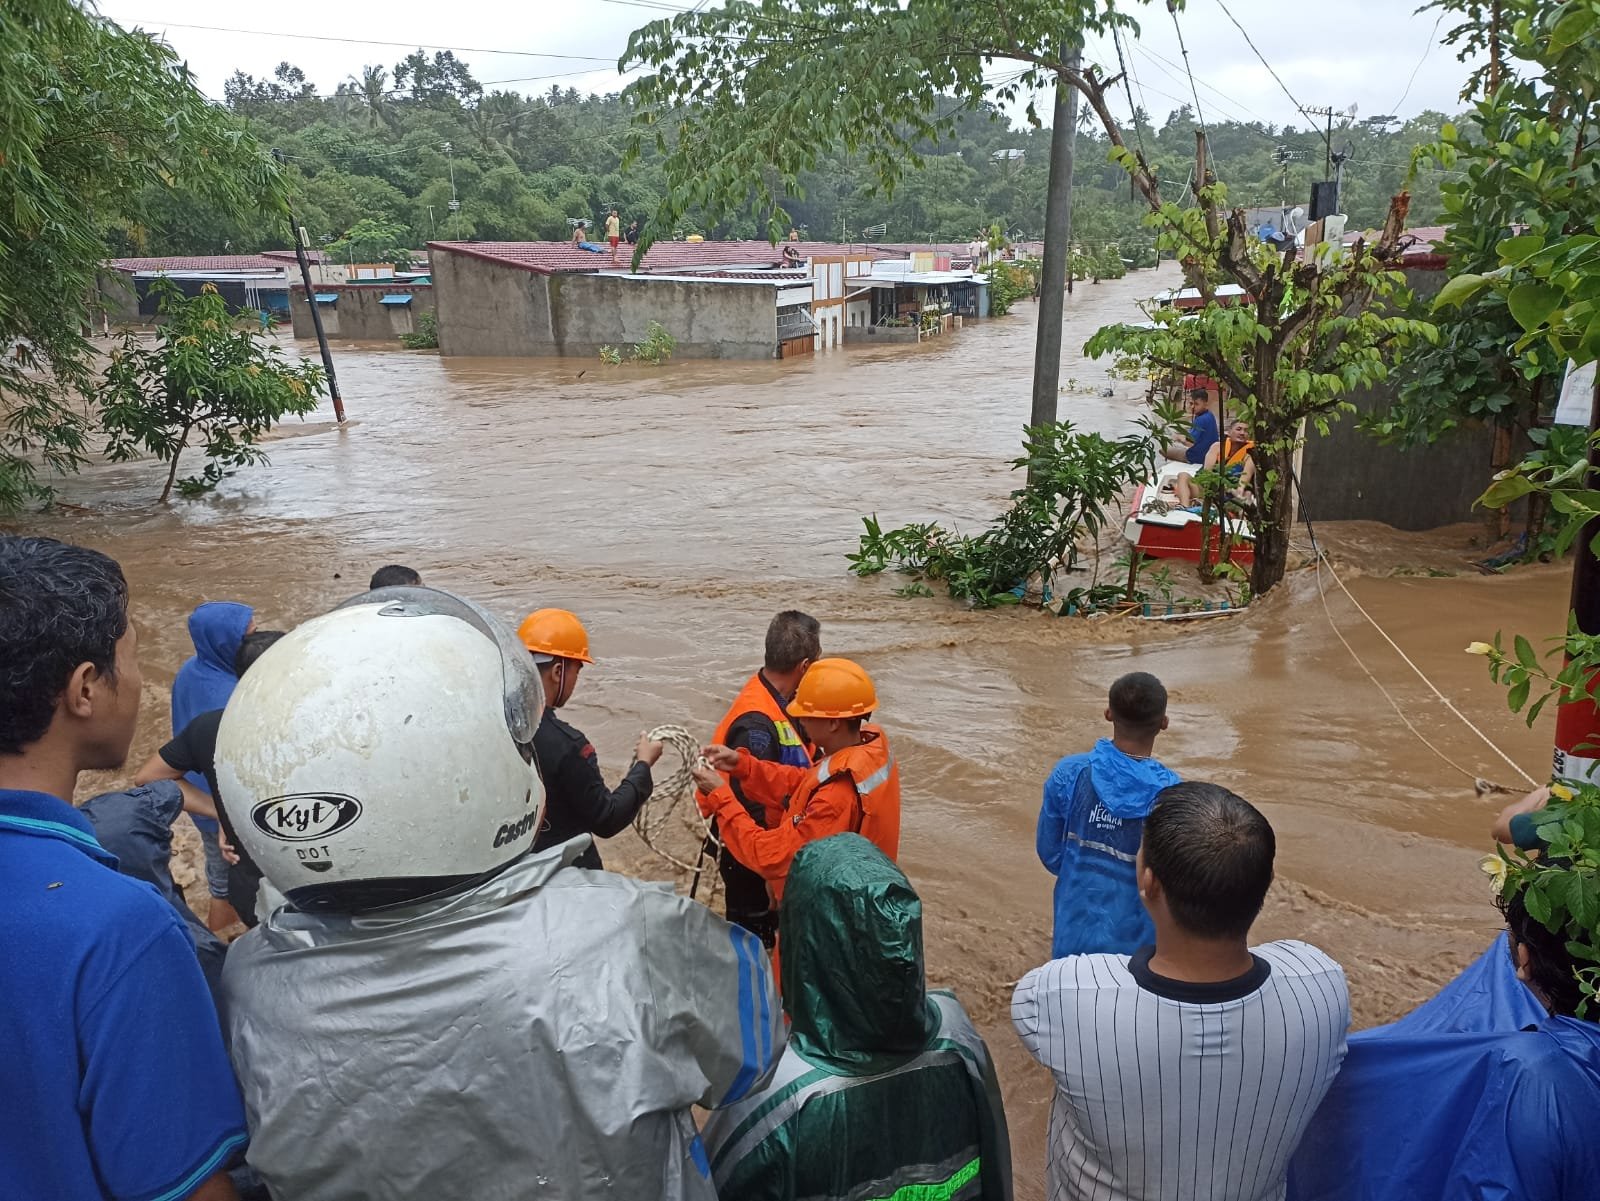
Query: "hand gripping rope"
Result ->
[[630, 725, 723, 888]]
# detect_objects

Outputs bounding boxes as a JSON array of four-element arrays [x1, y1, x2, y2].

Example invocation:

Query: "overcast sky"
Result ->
[[98, 0, 1478, 134]]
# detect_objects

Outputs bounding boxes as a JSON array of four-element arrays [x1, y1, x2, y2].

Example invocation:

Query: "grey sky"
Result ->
[[99, 0, 1477, 133]]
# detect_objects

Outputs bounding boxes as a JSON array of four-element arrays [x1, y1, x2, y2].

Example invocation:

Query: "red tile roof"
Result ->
[[260, 249, 326, 264], [108, 255, 289, 273], [427, 239, 983, 276]]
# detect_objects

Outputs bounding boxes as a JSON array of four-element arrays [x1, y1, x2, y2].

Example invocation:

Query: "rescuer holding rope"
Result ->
[[518, 607, 663, 870], [693, 657, 901, 909], [708, 610, 821, 945]]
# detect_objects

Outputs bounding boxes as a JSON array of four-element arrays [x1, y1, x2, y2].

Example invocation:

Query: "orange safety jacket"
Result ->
[[712, 672, 813, 826], [702, 724, 901, 906]]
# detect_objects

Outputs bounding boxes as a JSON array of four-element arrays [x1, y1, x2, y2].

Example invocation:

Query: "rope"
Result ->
[[1292, 470, 1538, 793], [630, 724, 723, 880], [1313, 555, 1537, 791]]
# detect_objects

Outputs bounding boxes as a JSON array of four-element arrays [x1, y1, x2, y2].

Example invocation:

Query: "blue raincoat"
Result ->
[[171, 602, 252, 795], [1288, 934, 1600, 1201], [1036, 739, 1179, 959]]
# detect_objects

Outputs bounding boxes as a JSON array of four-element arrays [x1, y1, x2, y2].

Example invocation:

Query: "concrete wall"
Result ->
[[94, 270, 141, 325], [1297, 267, 1497, 530], [432, 249, 779, 359], [289, 285, 434, 341]]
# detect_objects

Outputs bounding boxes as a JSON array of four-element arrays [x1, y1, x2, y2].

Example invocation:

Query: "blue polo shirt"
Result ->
[[1186, 408, 1219, 465], [0, 789, 248, 1201]]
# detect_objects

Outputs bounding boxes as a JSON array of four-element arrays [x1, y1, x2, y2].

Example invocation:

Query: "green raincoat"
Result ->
[[701, 833, 1012, 1201]]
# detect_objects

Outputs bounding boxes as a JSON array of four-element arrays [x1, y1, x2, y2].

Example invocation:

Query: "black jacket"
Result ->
[[531, 711, 653, 870]]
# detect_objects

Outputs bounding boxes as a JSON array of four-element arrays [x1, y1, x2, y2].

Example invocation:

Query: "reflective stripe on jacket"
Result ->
[[805, 723, 901, 862], [713, 672, 813, 826]]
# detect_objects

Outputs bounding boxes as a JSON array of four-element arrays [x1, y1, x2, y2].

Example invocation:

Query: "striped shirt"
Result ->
[[1012, 940, 1349, 1201]]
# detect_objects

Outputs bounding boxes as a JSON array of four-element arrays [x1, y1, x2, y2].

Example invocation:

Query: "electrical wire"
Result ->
[[1212, 0, 1310, 120], [127, 19, 616, 61], [1167, 2, 1208, 134], [1391, 10, 1447, 116]]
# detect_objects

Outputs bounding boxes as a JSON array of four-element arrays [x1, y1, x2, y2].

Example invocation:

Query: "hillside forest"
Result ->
[[106, 52, 1454, 259]]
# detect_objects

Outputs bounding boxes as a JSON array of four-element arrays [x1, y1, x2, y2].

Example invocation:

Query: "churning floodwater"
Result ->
[[18, 263, 1560, 1197]]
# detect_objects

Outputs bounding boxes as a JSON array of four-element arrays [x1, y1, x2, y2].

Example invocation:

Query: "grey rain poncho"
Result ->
[[224, 836, 783, 1200]]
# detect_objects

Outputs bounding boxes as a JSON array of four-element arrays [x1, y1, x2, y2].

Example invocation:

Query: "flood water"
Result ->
[[19, 263, 1562, 1198]]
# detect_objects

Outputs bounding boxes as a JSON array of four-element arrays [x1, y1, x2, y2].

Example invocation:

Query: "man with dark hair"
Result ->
[[1036, 671, 1179, 957], [0, 536, 247, 1201], [1163, 386, 1219, 464], [137, 629, 286, 927], [707, 610, 821, 944], [369, 564, 421, 590], [1015, 782, 1349, 1201]]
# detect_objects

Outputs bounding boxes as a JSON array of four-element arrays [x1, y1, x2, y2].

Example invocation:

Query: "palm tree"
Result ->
[[347, 65, 393, 131]]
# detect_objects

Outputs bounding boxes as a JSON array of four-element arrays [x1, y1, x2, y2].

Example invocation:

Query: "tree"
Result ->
[[0, 0, 283, 510], [619, 0, 1429, 594], [327, 218, 415, 268], [96, 284, 324, 503], [1369, 0, 1581, 549]]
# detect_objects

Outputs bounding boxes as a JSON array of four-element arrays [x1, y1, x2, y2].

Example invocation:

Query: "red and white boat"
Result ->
[[1124, 461, 1255, 566]]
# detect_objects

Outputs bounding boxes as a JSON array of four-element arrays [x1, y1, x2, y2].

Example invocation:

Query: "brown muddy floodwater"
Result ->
[[16, 264, 1561, 1198]]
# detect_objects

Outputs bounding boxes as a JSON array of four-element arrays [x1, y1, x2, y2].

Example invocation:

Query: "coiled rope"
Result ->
[[630, 724, 722, 881]]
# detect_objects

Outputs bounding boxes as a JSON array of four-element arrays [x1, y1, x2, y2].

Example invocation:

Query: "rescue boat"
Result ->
[[1123, 461, 1255, 566]]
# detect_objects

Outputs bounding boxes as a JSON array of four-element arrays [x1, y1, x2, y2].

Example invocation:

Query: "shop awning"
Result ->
[[313, 293, 338, 304], [379, 294, 414, 306]]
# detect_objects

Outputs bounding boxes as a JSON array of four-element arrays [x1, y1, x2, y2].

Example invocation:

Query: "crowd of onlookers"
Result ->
[[2, 532, 1596, 1201]]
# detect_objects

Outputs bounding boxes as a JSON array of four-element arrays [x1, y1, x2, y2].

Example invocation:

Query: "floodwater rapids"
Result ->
[[16, 263, 1561, 1197]]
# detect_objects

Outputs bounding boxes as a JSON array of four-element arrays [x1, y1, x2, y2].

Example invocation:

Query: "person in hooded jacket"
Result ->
[[171, 600, 254, 931], [1037, 671, 1179, 959], [701, 833, 1011, 1201]]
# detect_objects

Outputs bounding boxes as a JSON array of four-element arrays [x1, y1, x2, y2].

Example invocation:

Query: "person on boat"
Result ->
[[701, 833, 1012, 1201], [1163, 387, 1218, 464], [1173, 418, 1255, 511], [518, 607, 663, 871]]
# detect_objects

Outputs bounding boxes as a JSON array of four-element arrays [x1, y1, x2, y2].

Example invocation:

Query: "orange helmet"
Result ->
[[787, 657, 877, 719], [516, 608, 595, 664]]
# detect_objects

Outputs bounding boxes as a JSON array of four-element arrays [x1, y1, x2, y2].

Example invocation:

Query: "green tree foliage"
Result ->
[[1371, 0, 1586, 552], [96, 283, 324, 502], [847, 419, 1162, 608], [327, 218, 415, 267], [0, 0, 281, 510]]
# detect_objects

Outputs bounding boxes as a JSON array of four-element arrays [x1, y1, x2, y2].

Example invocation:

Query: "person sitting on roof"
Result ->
[[782, 244, 803, 266], [1173, 417, 1255, 512], [571, 221, 588, 246], [701, 833, 1011, 1200]]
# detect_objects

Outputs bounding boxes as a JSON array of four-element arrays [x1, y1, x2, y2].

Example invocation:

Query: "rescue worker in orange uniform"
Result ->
[[709, 611, 821, 946], [518, 608, 663, 871], [692, 657, 901, 911]]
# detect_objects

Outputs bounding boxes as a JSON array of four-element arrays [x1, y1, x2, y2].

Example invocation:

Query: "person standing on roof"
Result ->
[[693, 657, 900, 910], [1037, 671, 1180, 959], [702, 833, 1012, 1201], [709, 610, 820, 947], [519, 607, 663, 870], [219, 588, 782, 1201], [606, 208, 622, 264], [173, 599, 254, 932]]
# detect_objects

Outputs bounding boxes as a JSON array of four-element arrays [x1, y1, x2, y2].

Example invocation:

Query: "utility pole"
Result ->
[[273, 149, 344, 423], [1555, 371, 1600, 784], [1030, 43, 1081, 467], [1303, 105, 1336, 180]]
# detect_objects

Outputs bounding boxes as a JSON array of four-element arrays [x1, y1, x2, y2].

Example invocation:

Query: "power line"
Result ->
[[1130, 41, 1250, 127], [128, 19, 617, 61], [1212, 0, 1309, 120], [1390, 10, 1446, 116], [1133, 41, 1269, 126], [1167, 3, 1208, 134]]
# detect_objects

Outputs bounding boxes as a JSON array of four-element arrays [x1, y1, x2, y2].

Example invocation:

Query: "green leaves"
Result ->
[[1433, 272, 1492, 309], [1507, 280, 1565, 332]]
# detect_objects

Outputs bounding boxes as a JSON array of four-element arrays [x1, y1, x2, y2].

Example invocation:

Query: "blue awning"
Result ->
[[379, 294, 414, 306], [313, 293, 338, 304]]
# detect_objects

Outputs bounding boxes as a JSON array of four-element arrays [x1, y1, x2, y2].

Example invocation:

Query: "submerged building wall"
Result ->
[[431, 249, 780, 359], [289, 284, 433, 341]]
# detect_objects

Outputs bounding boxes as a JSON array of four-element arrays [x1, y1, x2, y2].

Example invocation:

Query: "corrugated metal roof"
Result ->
[[428, 240, 989, 277], [108, 255, 289, 273]]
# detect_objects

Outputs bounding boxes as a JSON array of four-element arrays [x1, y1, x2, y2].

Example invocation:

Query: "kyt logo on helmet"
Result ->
[[251, 793, 363, 842]]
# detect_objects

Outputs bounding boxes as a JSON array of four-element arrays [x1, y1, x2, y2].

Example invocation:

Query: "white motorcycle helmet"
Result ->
[[217, 587, 545, 912]]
